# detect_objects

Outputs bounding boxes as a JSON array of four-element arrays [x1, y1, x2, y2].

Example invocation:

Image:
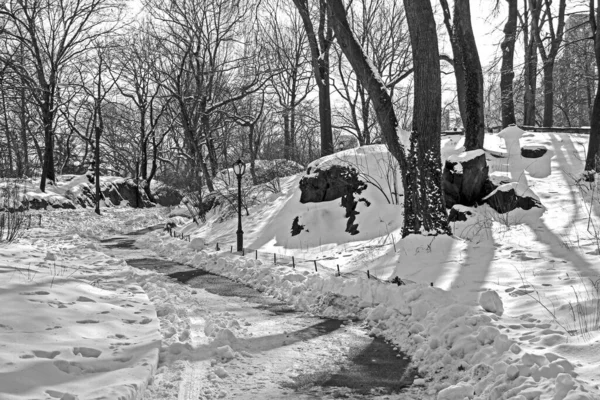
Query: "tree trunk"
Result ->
[[145, 133, 158, 203], [327, 0, 406, 173], [523, 2, 537, 127], [500, 0, 517, 128], [454, 0, 485, 150], [283, 110, 291, 160], [329, 0, 450, 237], [542, 62, 555, 127], [40, 107, 56, 192], [291, 0, 334, 157], [249, 125, 258, 185], [140, 110, 148, 179], [402, 0, 451, 236], [586, 79, 600, 173], [585, 2, 600, 174], [318, 72, 334, 156], [451, 38, 468, 130], [95, 126, 101, 215]]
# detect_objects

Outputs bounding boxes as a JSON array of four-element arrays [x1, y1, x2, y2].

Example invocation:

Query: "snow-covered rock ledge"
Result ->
[[137, 231, 597, 400], [0, 234, 161, 400]]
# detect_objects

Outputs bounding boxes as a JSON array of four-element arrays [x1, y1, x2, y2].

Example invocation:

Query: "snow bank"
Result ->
[[0, 234, 160, 400], [136, 231, 597, 400]]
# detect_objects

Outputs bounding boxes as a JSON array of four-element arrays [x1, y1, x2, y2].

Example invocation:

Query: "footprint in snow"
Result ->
[[32, 350, 61, 359], [73, 347, 102, 358], [45, 390, 77, 400], [76, 296, 96, 303], [19, 291, 50, 295]]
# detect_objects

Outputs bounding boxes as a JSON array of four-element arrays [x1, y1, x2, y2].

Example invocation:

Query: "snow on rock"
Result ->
[[498, 124, 525, 143], [189, 237, 205, 250], [479, 290, 504, 316], [446, 149, 486, 164], [437, 382, 475, 400]]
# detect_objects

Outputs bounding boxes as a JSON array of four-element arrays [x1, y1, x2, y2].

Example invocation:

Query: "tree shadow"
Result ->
[[449, 222, 496, 305], [524, 218, 600, 279]]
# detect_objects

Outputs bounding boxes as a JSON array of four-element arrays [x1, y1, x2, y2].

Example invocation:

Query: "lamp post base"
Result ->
[[236, 230, 244, 253]]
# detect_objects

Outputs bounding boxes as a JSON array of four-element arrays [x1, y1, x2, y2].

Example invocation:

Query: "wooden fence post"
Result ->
[[337, 265, 340, 276], [367, 270, 370, 279], [292, 256, 295, 269], [255, 250, 258, 259], [274, 253, 277, 264], [314, 260, 317, 272]]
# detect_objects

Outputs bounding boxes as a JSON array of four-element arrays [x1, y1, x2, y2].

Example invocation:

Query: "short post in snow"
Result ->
[[255, 250, 258, 260], [274, 253, 276, 264], [292, 256, 295, 269], [216, 242, 220, 251], [367, 270, 370, 279], [337, 265, 340, 276], [233, 159, 246, 253], [314, 260, 317, 272]]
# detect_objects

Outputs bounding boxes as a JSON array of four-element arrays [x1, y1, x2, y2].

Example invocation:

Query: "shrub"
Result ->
[[0, 179, 29, 243]]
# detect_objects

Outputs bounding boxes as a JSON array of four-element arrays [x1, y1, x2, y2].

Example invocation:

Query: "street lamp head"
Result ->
[[233, 159, 246, 177]]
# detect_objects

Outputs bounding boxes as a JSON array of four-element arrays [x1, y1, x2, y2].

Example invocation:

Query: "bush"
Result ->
[[0, 179, 29, 243]]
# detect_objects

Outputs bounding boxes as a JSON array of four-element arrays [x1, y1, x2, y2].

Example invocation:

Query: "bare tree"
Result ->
[[529, 0, 567, 127], [0, 0, 125, 192], [261, 0, 313, 161], [291, 0, 334, 156], [500, 0, 518, 127], [146, 0, 271, 193], [328, 0, 450, 237], [331, 0, 412, 146], [585, 0, 600, 175], [439, 0, 485, 150], [112, 23, 170, 201]]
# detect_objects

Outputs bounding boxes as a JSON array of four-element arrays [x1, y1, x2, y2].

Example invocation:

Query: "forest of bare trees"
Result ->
[[1, 0, 600, 230]]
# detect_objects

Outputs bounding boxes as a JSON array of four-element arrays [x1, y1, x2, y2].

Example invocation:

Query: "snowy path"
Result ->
[[97, 233, 424, 400]]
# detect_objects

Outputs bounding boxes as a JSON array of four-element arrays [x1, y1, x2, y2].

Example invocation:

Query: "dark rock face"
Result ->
[[442, 153, 489, 208], [521, 146, 548, 158], [299, 165, 368, 235], [28, 197, 76, 210], [152, 184, 183, 207], [114, 179, 154, 208], [300, 165, 367, 203], [65, 178, 154, 209], [448, 206, 474, 222], [483, 186, 542, 214], [291, 216, 305, 236]]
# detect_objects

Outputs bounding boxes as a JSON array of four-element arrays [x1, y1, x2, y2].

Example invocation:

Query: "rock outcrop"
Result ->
[[482, 183, 543, 214], [442, 150, 491, 209], [299, 165, 368, 235]]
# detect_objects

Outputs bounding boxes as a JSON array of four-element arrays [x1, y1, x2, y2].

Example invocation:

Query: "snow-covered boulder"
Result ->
[[442, 150, 491, 208], [437, 382, 474, 400], [482, 182, 544, 214], [479, 290, 504, 316]]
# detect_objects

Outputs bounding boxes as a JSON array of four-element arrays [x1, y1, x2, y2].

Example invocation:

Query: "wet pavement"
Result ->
[[98, 229, 418, 398]]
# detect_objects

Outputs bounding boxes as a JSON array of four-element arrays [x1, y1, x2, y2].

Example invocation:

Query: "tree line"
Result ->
[[1, 0, 600, 235]]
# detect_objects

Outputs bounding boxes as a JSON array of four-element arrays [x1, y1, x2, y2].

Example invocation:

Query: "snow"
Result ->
[[479, 290, 504, 316], [2, 131, 600, 399], [446, 149, 486, 164], [0, 225, 161, 399]]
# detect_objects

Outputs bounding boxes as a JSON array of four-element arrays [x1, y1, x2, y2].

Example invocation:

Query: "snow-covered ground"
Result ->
[[1, 130, 600, 399]]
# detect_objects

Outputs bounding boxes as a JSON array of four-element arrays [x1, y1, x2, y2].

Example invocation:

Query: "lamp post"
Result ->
[[233, 159, 246, 252]]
